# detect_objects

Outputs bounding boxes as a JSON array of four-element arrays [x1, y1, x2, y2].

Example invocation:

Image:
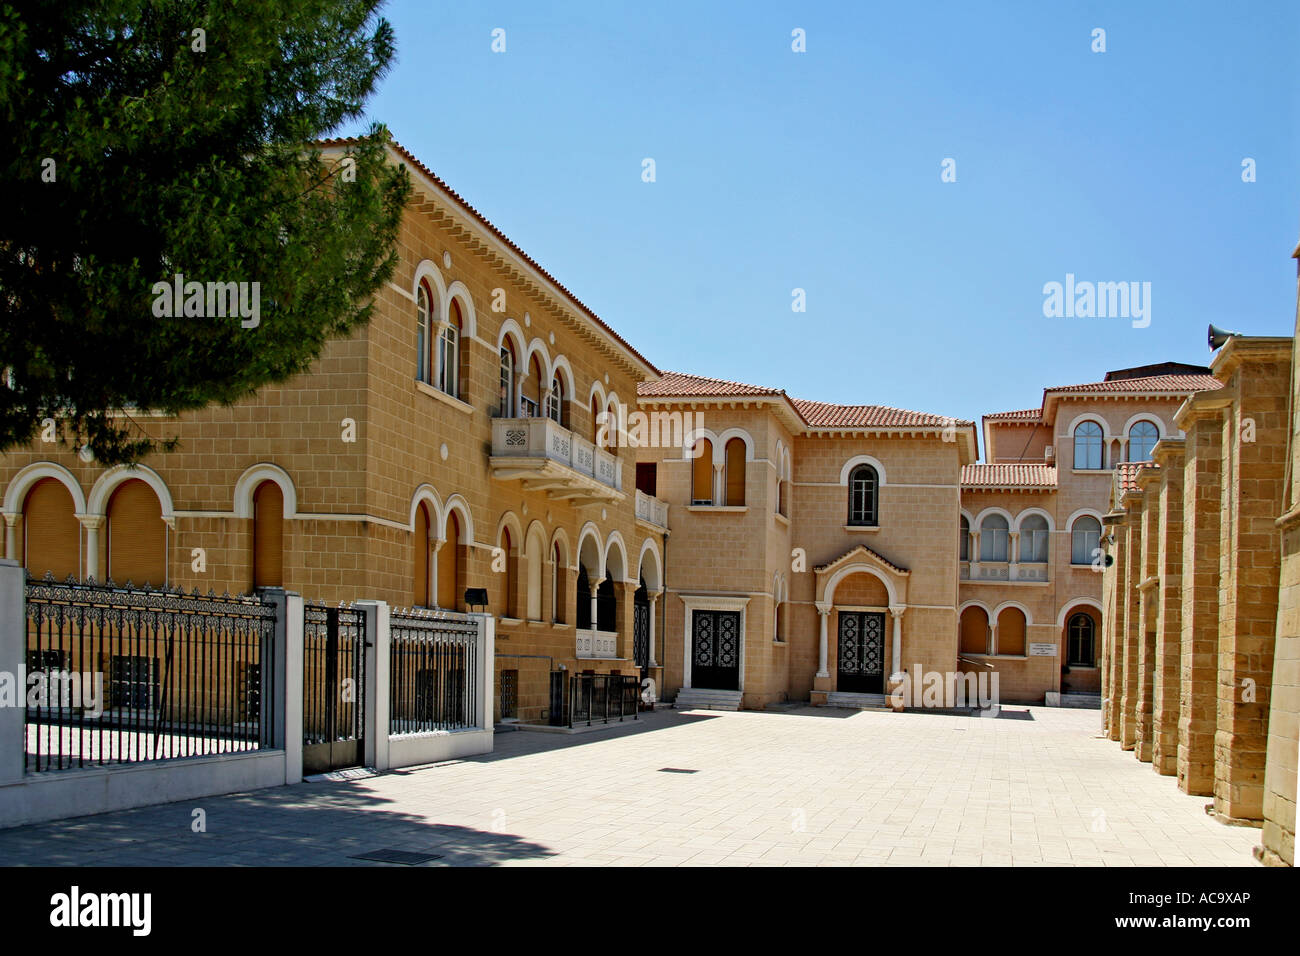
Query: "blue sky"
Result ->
[[340, 1, 1300, 437]]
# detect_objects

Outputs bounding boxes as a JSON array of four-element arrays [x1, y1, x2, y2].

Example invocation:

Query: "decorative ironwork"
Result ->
[[23, 574, 277, 773], [388, 606, 479, 735], [837, 611, 884, 693], [505, 427, 527, 447], [302, 602, 366, 773], [691, 610, 740, 690]]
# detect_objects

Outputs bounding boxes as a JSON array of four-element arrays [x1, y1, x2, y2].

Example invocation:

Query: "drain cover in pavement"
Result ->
[[350, 848, 444, 865], [658, 767, 698, 774]]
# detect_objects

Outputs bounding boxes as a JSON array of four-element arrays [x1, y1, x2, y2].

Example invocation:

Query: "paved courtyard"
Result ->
[[0, 705, 1262, 866]]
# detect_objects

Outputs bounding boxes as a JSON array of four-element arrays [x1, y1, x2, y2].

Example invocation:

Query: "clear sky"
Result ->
[[339, 1, 1300, 442]]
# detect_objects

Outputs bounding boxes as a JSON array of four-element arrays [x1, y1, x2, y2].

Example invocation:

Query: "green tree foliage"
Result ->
[[0, 0, 411, 463]]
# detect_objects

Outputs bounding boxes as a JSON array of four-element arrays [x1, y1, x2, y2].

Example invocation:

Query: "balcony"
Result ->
[[635, 489, 669, 530], [576, 628, 619, 660], [961, 561, 1050, 583], [490, 417, 623, 505]]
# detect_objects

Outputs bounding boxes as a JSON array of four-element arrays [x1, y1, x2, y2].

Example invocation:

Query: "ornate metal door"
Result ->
[[633, 584, 650, 679], [837, 611, 884, 694], [691, 610, 740, 690]]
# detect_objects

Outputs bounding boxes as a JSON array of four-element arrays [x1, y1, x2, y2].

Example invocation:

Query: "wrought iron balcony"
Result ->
[[635, 489, 669, 530], [489, 417, 623, 505]]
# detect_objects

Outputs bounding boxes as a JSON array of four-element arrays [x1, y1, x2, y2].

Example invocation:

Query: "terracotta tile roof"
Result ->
[[1115, 460, 1156, 494], [636, 370, 784, 398], [1045, 374, 1222, 395], [316, 136, 659, 377], [961, 463, 1058, 488], [792, 399, 970, 430], [984, 408, 1043, 422]]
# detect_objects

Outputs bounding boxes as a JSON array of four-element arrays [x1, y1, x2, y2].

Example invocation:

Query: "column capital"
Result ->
[[888, 604, 906, 618], [2, 513, 18, 528], [815, 602, 831, 616], [77, 514, 104, 531]]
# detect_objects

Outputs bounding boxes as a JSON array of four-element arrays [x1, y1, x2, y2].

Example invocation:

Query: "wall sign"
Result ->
[[1029, 643, 1057, 657]]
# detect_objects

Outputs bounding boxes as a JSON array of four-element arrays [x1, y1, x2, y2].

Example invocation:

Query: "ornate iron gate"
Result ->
[[500, 669, 518, 719], [837, 611, 884, 694], [633, 584, 650, 680], [691, 610, 740, 690], [303, 604, 366, 774]]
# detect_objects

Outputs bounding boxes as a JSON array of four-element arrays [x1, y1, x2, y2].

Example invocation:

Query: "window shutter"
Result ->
[[252, 482, 284, 588], [24, 478, 80, 581], [107, 479, 166, 586]]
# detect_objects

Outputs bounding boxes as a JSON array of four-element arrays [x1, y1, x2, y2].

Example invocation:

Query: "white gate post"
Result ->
[[0, 560, 25, 786], [357, 600, 390, 771], [262, 588, 304, 786], [477, 613, 495, 729]]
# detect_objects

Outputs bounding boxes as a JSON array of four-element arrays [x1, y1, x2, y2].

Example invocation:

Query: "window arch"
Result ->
[[1019, 513, 1049, 563], [724, 437, 746, 506], [959, 605, 989, 655], [23, 477, 80, 581], [691, 438, 714, 505], [252, 480, 284, 588], [1071, 515, 1102, 566], [522, 355, 543, 418], [847, 464, 878, 526], [437, 511, 460, 610], [413, 502, 431, 606], [959, 515, 970, 561], [499, 526, 517, 618], [525, 525, 545, 621], [547, 373, 565, 425], [498, 344, 516, 417], [997, 606, 1027, 656], [551, 542, 565, 623], [1067, 612, 1096, 665], [979, 513, 1009, 562], [416, 283, 432, 384], [106, 478, 167, 587], [437, 299, 462, 399], [1073, 420, 1104, 470], [1128, 420, 1158, 461], [596, 576, 616, 632], [605, 398, 619, 450]]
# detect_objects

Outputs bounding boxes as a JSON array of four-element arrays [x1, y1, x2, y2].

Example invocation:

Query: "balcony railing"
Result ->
[[962, 561, 1050, 583], [635, 489, 669, 529], [575, 628, 618, 660], [489, 417, 623, 503]]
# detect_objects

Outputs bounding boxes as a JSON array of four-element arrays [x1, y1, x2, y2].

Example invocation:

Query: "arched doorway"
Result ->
[[633, 577, 650, 679]]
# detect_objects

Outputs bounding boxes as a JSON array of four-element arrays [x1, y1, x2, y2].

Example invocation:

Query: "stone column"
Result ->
[[1211, 339, 1290, 823], [648, 591, 660, 665], [1119, 493, 1143, 750], [1177, 393, 1229, 795], [1135, 470, 1161, 763], [79, 515, 103, 583], [1152, 440, 1185, 776], [2, 514, 16, 562], [590, 577, 602, 634], [816, 605, 830, 678], [1105, 513, 1128, 742], [888, 605, 905, 681]]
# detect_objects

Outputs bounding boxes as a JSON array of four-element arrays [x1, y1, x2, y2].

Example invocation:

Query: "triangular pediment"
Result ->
[[814, 544, 910, 579]]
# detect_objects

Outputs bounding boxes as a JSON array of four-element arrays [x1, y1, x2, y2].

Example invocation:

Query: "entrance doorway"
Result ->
[[690, 610, 740, 690], [837, 611, 884, 694]]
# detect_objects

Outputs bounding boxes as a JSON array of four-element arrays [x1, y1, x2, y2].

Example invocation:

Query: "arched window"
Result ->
[[498, 344, 515, 417], [596, 576, 617, 632], [413, 503, 431, 606], [1071, 515, 1102, 565], [605, 399, 619, 449], [107, 479, 167, 587], [959, 606, 989, 655], [997, 606, 1027, 656], [591, 396, 602, 445], [576, 565, 592, 629], [252, 480, 284, 588], [959, 515, 970, 561], [437, 300, 461, 399], [691, 438, 714, 505], [847, 464, 878, 526], [551, 542, 565, 623], [1128, 420, 1158, 461], [979, 514, 1009, 562], [1019, 514, 1049, 563], [23, 478, 80, 581], [724, 438, 746, 506], [547, 374, 565, 425], [1073, 421, 1104, 470], [1068, 612, 1096, 666], [416, 284, 432, 384], [525, 526, 545, 621], [437, 512, 459, 610], [522, 355, 543, 418], [500, 527, 517, 618]]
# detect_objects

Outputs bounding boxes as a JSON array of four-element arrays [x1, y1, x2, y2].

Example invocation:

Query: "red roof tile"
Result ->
[[984, 408, 1043, 422], [317, 136, 659, 377], [961, 463, 1058, 488], [1114, 460, 1157, 494], [792, 399, 970, 430], [636, 370, 784, 398], [1045, 374, 1222, 395]]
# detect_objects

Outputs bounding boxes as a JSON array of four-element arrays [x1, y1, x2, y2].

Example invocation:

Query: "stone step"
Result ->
[[673, 689, 742, 711], [1058, 693, 1102, 709], [824, 692, 892, 711]]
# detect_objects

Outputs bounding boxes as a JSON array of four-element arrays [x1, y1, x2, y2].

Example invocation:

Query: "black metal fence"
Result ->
[[565, 672, 640, 728], [389, 607, 480, 734], [23, 573, 277, 772], [302, 603, 366, 772]]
